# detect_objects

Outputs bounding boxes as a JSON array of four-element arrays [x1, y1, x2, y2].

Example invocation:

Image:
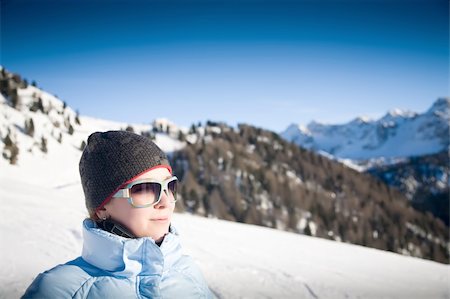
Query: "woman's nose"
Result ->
[[154, 189, 170, 208]]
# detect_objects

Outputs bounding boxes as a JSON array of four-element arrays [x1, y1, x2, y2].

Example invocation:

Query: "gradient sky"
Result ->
[[1, 0, 448, 132]]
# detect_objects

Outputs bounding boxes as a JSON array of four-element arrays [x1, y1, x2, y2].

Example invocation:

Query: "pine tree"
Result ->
[[178, 131, 185, 142], [12, 74, 22, 84], [68, 124, 74, 135], [189, 124, 196, 134], [29, 99, 42, 112], [25, 117, 35, 137], [10, 88, 20, 110], [3, 132, 19, 165], [64, 115, 70, 129], [4, 132, 13, 147], [40, 136, 48, 153], [9, 144, 19, 165], [0, 78, 8, 96], [186, 189, 200, 212], [75, 110, 81, 125]]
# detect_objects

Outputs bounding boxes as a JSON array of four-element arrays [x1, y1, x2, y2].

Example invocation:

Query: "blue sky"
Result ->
[[1, 0, 448, 132]]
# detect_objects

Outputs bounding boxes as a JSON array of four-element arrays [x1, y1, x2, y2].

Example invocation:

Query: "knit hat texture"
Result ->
[[79, 130, 171, 212]]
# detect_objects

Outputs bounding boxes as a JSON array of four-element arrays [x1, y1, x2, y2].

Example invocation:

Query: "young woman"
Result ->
[[23, 130, 214, 298]]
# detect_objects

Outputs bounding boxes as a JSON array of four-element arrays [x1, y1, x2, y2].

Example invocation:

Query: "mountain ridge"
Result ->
[[281, 98, 449, 161]]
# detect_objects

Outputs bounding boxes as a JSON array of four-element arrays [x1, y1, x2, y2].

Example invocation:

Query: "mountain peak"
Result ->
[[381, 108, 416, 121], [350, 116, 373, 124], [428, 97, 450, 113], [387, 108, 405, 117]]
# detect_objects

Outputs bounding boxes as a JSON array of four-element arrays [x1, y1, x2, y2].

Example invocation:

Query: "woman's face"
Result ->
[[97, 167, 176, 242]]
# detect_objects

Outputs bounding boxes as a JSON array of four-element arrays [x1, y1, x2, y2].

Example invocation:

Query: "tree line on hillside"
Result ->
[[1, 67, 81, 164], [169, 123, 449, 264], [367, 151, 449, 226]]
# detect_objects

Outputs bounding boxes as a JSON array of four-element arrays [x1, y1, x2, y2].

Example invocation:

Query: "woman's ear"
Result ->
[[96, 207, 109, 220]]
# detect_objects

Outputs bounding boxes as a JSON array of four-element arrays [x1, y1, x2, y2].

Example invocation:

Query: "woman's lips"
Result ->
[[150, 217, 169, 222]]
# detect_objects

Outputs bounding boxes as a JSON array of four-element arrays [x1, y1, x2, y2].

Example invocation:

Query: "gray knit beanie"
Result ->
[[79, 130, 171, 213]]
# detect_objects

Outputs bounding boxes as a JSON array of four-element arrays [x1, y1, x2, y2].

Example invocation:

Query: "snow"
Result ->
[[154, 133, 186, 153], [1, 160, 449, 299]]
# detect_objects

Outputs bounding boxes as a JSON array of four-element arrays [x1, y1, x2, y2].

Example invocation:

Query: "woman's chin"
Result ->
[[137, 226, 169, 240]]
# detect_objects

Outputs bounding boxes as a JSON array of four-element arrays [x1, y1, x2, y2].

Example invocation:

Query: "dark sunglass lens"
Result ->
[[131, 182, 161, 204], [131, 183, 152, 194], [168, 180, 177, 193]]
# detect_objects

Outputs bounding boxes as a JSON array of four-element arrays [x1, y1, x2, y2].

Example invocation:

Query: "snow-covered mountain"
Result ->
[[0, 68, 186, 174], [281, 98, 450, 161]]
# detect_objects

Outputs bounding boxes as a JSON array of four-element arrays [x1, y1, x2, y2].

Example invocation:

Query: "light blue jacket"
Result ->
[[22, 219, 214, 298]]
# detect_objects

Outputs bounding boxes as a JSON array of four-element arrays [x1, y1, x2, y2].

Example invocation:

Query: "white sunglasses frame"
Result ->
[[112, 176, 178, 208]]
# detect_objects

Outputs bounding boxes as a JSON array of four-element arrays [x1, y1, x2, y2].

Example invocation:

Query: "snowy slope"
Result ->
[[0, 84, 186, 178], [281, 98, 450, 161], [0, 165, 449, 299]]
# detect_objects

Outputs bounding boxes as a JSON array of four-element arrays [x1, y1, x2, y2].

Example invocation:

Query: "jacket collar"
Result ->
[[81, 218, 182, 278]]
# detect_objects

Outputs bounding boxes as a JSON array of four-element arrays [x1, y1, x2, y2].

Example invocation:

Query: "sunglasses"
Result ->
[[112, 176, 178, 208]]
